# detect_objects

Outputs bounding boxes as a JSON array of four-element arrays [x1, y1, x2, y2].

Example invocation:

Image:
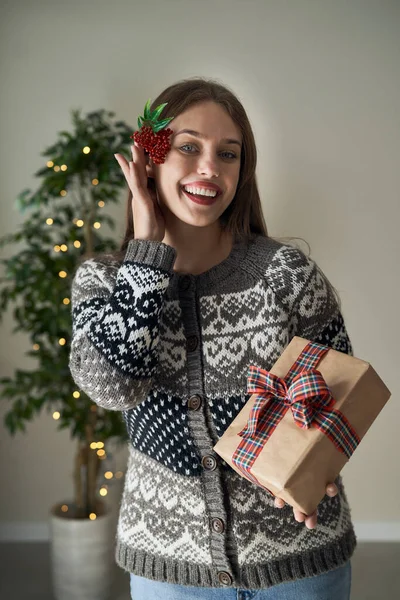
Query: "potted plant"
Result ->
[[0, 108, 134, 600]]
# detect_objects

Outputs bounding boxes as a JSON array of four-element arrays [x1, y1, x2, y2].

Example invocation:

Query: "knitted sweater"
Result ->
[[69, 233, 357, 590]]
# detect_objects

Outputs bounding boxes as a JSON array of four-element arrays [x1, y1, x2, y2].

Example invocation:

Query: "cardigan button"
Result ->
[[186, 335, 198, 352], [211, 518, 225, 534], [218, 571, 233, 586], [179, 275, 191, 291], [201, 455, 218, 471], [188, 395, 202, 410]]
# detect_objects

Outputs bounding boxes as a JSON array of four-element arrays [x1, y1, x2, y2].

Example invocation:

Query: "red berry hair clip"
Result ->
[[130, 99, 174, 164]]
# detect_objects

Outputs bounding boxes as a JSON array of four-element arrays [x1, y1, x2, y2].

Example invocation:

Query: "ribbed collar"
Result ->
[[167, 234, 255, 296]]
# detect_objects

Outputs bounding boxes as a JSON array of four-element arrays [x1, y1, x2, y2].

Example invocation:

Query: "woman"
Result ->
[[69, 76, 354, 599]]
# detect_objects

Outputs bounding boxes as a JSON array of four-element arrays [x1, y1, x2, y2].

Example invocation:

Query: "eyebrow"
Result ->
[[174, 129, 242, 148]]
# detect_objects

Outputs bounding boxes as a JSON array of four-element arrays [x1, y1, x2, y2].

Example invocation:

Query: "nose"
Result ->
[[197, 153, 219, 178]]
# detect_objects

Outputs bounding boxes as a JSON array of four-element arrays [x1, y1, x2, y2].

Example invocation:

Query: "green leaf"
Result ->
[[143, 98, 152, 120], [153, 117, 174, 133], [150, 103, 168, 121]]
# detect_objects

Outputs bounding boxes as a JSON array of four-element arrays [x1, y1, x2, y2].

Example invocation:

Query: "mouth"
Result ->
[[181, 186, 221, 206]]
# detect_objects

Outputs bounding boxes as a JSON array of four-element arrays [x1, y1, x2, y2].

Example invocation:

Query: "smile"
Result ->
[[181, 186, 221, 206]]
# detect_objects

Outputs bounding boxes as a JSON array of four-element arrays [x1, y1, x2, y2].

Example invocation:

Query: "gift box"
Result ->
[[213, 337, 391, 515]]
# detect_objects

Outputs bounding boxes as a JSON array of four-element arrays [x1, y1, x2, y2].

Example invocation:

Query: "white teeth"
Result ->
[[183, 186, 218, 197]]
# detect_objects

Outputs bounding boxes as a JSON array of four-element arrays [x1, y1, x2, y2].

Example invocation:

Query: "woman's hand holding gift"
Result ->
[[274, 483, 338, 529]]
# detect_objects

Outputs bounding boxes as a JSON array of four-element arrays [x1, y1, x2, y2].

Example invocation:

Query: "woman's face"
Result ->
[[149, 101, 242, 230]]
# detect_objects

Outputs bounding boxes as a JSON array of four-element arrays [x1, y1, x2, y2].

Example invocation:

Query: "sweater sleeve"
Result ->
[[68, 239, 177, 411], [266, 244, 354, 355]]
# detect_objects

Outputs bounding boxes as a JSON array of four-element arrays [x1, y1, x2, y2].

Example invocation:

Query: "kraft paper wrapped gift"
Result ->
[[213, 336, 391, 515]]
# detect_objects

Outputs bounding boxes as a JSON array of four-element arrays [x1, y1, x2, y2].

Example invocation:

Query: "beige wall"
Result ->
[[1, 0, 399, 539]]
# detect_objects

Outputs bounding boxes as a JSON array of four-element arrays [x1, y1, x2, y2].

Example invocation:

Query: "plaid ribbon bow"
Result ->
[[232, 341, 361, 489]]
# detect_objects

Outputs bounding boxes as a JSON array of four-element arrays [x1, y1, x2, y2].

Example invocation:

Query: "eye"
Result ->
[[179, 144, 237, 160]]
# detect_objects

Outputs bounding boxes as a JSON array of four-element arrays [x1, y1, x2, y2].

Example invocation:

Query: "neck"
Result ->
[[162, 227, 234, 276]]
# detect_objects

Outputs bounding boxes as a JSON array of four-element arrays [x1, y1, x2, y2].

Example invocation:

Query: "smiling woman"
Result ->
[[70, 76, 355, 600]]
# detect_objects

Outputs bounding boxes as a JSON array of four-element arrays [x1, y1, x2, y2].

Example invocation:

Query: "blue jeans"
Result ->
[[130, 560, 351, 599]]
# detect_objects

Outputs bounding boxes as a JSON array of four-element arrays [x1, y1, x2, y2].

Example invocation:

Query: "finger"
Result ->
[[326, 483, 338, 497], [131, 144, 149, 190], [114, 153, 131, 182], [293, 509, 306, 523], [274, 497, 285, 509], [305, 511, 318, 529]]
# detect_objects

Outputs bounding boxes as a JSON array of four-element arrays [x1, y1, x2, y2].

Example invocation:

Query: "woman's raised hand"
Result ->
[[114, 143, 166, 242]]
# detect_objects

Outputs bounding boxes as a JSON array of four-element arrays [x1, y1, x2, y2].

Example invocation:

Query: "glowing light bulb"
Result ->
[[61, 504, 68, 512], [104, 471, 113, 480], [83, 146, 90, 154], [60, 244, 68, 252], [97, 442, 104, 449], [73, 240, 81, 248], [59, 271, 67, 278], [53, 411, 60, 420], [63, 298, 70, 305], [73, 391, 80, 398], [97, 449, 105, 457], [47, 161, 54, 168], [93, 222, 101, 229], [46, 218, 53, 225], [99, 488, 108, 496], [89, 513, 97, 520], [92, 178, 99, 185], [90, 442, 97, 450], [76, 219, 84, 227], [60, 190, 67, 196], [59, 338, 66, 346], [54, 245, 61, 252], [33, 343, 40, 351], [54, 166, 60, 172], [61, 165, 68, 171], [98, 201, 105, 207]]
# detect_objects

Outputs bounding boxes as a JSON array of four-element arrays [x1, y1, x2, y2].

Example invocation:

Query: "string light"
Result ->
[[97, 442, 104, 449], [61, 505, 68, 512], [46, 218, 53, 225], [59, 271, 67, 278], [97, 449, 105, 457], [98, 201, 105, 207], [93, 222, 101, 229], [60, 165, 68, 171], [73, 240, 81, 248], [92, 179, 99, 185], [60, 244, 68, 252], [99, 487, 108, 497], [53, 166, 60, 172], [83, 146, 90, 154], [33, 343, 40, 351], [104, 471, 113, 480], [59, 338, 66, 346], [90, 442, 97, 450], [54, 245, 61, 252], [73, 391, 80, 398], [60, 190, 67, 197], [76, 220, 84, 227], [53, 411, 60, 420], [63, 298, 70, 305], [89, 513, 97, 520], [47, 161, 54, 168]]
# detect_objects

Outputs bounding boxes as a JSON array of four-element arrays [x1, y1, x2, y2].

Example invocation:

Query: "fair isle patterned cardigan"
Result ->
[[69, 234, 357, 590]]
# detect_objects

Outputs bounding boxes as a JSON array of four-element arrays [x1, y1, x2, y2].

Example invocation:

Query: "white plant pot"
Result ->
[[50, 500, 116, 600]]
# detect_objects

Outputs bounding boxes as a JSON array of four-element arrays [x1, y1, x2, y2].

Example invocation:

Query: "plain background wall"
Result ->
[[0, 0, 399, 539]]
